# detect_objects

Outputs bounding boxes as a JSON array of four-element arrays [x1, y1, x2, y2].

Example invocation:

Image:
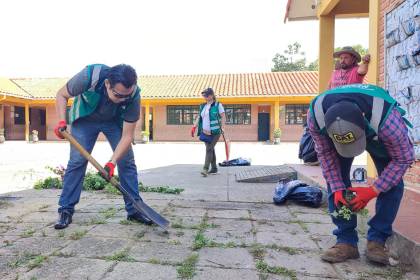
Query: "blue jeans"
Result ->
[[327, 154, 404, 247], [58, 119, 142, 215]]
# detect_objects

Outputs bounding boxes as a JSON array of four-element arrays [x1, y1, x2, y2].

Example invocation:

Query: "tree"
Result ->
[[271, 42, 308, 72]]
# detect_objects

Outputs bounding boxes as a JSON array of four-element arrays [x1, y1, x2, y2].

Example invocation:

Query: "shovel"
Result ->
[[59, 128, 169, 231]]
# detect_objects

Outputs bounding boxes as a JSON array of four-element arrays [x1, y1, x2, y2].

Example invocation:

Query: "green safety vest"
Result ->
[[68, 64, 140, 127], [309, 84, 411, 158], [197, 101, 222, 135]]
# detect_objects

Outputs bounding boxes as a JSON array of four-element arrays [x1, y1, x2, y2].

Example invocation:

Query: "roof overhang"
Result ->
[[284, 0, 318, 23], [284, 0, 368, 23]]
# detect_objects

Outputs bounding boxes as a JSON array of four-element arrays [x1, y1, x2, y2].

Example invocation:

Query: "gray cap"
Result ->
[[325, 101, 366, 158]]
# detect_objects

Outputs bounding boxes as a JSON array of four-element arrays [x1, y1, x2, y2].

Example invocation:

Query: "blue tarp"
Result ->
[[273, 180, 326, 208]]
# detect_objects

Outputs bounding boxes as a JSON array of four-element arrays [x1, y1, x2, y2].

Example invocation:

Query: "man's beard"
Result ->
[[340, 63, 352, 70]]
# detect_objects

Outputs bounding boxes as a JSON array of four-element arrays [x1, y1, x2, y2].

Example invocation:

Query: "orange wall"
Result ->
[[152, 104, 304, 142]]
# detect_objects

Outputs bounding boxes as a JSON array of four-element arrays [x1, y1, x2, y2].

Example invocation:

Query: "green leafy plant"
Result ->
[[256, 260, 297, 279], [34, 177, 62, 190], [139, 183, 184, 195], [104, 249, 135, 262], [83, 172, 108, 191], [176, 254, 198, 279], [331, 190, 370, 221], [273, 128, 282, 138]]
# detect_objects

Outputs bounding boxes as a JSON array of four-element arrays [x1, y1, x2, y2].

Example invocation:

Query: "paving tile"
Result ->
[[264, 248, 339, 278], [197, 247, 255, 269], [102, 262, 177, 280], [20, 256, 113, 280], [194, 267, 259, 280]]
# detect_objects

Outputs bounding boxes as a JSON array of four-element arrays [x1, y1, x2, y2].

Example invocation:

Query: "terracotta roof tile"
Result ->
[[5, 72, 320, 101], [0, 77, 32, 99]]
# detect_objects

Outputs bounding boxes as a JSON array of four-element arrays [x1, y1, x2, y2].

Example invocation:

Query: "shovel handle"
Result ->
[[59, 129, 112, 181]]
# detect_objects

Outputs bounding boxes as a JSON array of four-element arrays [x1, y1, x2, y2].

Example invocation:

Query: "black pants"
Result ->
[[204, 134, 220, 171]]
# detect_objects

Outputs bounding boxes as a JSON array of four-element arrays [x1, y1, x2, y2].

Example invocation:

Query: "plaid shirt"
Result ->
[[308, 108, 414, 193]]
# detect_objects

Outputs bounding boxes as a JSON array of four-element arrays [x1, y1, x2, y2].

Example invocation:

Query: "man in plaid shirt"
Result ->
[[308, 84, 414, 264]]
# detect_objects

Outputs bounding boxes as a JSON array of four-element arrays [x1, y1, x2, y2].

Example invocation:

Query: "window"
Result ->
[[167, 105, 200, 125], [285, 104, 309, 125], [225, 104, 251, 125], [14, 106, 25, 125]]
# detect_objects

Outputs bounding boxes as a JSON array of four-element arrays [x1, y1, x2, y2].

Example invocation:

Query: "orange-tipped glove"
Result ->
[[103, 162, 115, 179], [348, 186, 378, 211], [54, 120, 67, 139], [333, 190, 349, 208], [190, 126, 197, 137]]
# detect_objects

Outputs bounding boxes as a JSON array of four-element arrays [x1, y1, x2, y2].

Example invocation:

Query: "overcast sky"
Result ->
[[0, 0, 368, 77]]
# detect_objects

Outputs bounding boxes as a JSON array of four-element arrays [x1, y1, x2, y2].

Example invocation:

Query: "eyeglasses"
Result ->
[[111, 88, 134, 100]]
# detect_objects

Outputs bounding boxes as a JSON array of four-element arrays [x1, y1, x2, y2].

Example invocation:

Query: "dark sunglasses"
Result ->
[[111, 87, 137, 99]]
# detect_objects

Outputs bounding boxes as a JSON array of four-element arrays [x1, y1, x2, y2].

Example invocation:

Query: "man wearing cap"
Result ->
[[328, 46, 371, 89], [308, 84, 414, 264]]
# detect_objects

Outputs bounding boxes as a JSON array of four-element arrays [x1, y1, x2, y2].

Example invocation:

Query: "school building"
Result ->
[[0, 72, 318, 142]]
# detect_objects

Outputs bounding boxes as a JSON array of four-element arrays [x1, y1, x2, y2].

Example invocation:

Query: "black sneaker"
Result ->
[[54, 210, 73, 230], [127, 212, 153, 225], [208, 168, 218, 175]]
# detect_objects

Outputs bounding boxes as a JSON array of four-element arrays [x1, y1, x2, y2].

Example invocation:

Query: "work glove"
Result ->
[[190, 126, 197, 137], [103, 162, 115, 180], [333, 190, 348, 208], [348, 186, 378, 211], [54, 120, 67, 139]]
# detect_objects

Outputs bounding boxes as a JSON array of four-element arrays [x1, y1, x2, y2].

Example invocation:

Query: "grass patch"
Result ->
[[21, 228, 35, 238], [28, 255, 48, 269], [105, 249, 135, 262], [256, 260, 297, 279], [168, 240, 181, 245], [171, 218, 185, 229], [176, 253, 198, 279], [148, 258, 161, 264], [8, 253, 47, 270], [139, 183, 184, 195], [69, 230, 87, 240], [267, 244, 300, 255], [85, 217, 107, 225], [57, 231, 65, 238], [119, 219, 134, 225], [100, 207, 117, 219], [192, 232, 209, 250], [249, 244, 266, 260], [104, 183, 121, 195]]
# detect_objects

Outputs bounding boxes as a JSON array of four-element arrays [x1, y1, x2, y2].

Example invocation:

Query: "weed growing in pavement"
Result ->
[[104, 249, 135, 262], [256, 260, 297, 280], [69, 230, 87, 240], [176, 253, 198, 279]]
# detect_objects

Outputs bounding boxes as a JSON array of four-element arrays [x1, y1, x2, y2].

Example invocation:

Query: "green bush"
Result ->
[[34, 177, 62, 190], [83, 172, 108, 191]]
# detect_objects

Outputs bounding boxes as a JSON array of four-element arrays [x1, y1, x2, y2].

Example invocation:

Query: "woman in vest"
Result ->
[[308, 84, 414, 265], [191, 88, 226, 177]]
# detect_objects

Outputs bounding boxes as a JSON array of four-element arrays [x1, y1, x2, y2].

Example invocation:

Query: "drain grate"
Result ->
[[235, 165, 297, 183]]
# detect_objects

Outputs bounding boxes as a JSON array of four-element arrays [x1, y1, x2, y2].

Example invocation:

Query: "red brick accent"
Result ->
[[404, 161, 420, 186]]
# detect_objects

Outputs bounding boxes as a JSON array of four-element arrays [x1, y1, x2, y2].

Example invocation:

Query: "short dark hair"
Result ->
[[107, 64, 137, 88]]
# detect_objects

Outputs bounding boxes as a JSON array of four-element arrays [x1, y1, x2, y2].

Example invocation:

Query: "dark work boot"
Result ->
[[321, 243, 360, 263], [127, 212, 153, 225], [366, 241, 389, 265], [54, 210, 73, 230]]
